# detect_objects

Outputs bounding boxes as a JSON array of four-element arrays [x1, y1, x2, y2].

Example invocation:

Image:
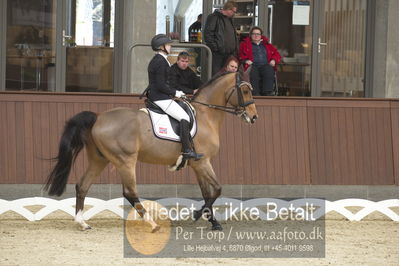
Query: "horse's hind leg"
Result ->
[[118, 156, 160, 233], [75, 148, 108, 230], [191, 160, 222, 230]]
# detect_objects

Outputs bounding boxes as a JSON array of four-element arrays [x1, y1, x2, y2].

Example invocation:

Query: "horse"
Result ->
[[44, 71, 258, 231]]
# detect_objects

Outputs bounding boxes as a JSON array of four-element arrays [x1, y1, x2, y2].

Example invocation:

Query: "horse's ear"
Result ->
[[242, 65, 252, 82], [238, 64, 245, 74]]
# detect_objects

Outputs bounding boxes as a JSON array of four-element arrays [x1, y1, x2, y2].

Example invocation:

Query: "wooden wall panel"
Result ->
[[308, 103, 394, 185], [6, 102, 17, 183], [390, 104, 399, 186], [48, 102, 58, 184], [0, 92, 398, 185], [40, 102, 51, 184], [23, 102, 34, 183], [0, 102, 7, 181], [15, 102, 25, 183], [242, 100, 310, 185]]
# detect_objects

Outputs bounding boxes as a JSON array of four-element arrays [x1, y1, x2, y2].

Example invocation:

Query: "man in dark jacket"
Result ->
[[169, 52, 203, 95], [203, 1, 238, 75], [188, 14, 202, 42]]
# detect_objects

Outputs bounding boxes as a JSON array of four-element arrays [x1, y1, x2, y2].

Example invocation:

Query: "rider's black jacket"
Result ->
[[147, 54, 176, 101]]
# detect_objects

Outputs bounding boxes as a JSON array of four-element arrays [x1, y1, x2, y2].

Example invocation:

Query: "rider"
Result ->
[[146, 34, 203, 160]]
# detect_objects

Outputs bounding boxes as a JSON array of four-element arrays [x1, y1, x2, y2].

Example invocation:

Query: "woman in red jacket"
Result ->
[[239, 26, 281, 96]]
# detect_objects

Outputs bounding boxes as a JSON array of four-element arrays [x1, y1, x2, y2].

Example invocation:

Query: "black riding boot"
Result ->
[[180, 120, 203, 160]]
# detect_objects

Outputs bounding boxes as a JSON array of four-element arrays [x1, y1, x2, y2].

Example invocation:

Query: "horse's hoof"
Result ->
[[211, 224, 223, 231], [151, 225, 161, 233], [80, 224, 91, 231], [193, 210, 202, 221]]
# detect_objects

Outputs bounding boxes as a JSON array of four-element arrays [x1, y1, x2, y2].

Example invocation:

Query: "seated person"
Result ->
[[214, 55, 239, 77], [239, 26, 281, 96], [169, 51, 203, 95]]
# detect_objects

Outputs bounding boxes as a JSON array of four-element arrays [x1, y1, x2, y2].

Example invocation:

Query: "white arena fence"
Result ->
[[0, 197, 398, 222]]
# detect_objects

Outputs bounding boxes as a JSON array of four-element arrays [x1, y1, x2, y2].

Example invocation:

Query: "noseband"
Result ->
[[190, 73, 255, 116]]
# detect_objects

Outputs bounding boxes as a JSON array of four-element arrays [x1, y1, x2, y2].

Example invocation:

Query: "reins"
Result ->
[[189, 97, 241, 115], [188, 73, 254, 116]]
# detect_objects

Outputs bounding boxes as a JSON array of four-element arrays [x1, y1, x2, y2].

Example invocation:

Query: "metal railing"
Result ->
[[127, 42, 212, 92]]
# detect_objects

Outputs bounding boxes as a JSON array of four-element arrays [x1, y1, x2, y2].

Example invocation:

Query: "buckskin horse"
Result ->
[[44, 72, 258, 231]]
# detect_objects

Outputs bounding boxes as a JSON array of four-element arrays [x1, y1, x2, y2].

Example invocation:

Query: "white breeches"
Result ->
[[154, 99, 190, 122]]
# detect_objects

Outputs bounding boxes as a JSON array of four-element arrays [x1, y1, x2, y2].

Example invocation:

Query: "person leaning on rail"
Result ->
[[213, 55, 240, 79]]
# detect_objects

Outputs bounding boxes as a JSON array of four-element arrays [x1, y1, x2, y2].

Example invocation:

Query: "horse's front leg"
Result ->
[[191, 160, 222, 231]]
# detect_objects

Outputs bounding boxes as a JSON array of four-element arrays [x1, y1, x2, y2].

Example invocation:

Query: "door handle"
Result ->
[[62, 30, 72, 46], [318, 38, 327, 53]]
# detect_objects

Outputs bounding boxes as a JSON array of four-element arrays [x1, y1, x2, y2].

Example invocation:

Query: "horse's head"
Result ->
[[226, 73, 258, 124], [192, 72, 258, 123]]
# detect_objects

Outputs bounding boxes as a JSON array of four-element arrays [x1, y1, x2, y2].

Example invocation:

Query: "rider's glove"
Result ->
[[175, 90, 185, 98]]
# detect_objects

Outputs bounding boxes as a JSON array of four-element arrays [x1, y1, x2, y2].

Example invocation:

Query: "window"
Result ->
[[71, 0, 114, 47], [65, 0, 115, 92]]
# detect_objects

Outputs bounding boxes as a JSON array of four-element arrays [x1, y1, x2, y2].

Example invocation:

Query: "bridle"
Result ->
[[189, 73, 255, 116]]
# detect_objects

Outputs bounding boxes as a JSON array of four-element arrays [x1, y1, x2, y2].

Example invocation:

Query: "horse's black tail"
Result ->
[[44, 111, 97, 196]]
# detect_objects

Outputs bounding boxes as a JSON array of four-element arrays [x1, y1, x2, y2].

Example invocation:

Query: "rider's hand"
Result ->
[[175, 90, 185, 98]]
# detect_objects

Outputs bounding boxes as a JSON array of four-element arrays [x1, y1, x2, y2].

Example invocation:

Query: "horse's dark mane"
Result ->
[[191, 72, 233, 100]]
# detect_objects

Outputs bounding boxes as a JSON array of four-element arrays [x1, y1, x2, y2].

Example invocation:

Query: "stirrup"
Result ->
[[182, 150, 203, 161]]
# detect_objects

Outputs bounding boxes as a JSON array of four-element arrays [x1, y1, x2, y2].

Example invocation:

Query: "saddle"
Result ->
[[144, 99, 197, 142]]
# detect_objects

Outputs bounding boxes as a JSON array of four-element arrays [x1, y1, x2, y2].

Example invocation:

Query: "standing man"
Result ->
[[188, 14, 202, 42], [169, 51, 203, 95], [188, 14, 203, 68], [203, 1, 238, 75]]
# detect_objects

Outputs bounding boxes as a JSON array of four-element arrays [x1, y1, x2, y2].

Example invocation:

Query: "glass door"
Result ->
[[268, 0, 313, 96], [316, 0, 367, 97], [5, 0, 57, 91], [64, 0, 115, 92], [233, 0, 258, 42], [4, 0, 115, 93]]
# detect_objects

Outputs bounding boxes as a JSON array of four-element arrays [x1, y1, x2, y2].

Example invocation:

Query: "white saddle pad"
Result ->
[[147, 109, 197, 142]]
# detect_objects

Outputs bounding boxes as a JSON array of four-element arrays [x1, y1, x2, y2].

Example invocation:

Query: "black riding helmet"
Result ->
[[151, 34, 173, 53]]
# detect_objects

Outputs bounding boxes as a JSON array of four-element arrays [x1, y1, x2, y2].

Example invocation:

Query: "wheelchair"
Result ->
[[262, 72, 280, 96], [272, 72, 279, 96]]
